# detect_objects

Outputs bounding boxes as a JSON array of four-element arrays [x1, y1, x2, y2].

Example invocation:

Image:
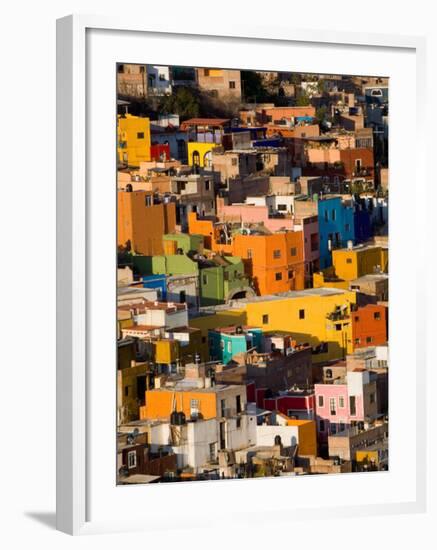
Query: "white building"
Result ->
[[147, 65, 172, 95], [134, 301, 188, 330]]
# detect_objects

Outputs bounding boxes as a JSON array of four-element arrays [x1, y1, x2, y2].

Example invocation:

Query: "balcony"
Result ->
[[326, 309, 350, 321]]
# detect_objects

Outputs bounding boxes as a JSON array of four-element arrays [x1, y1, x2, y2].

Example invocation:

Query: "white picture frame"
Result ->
[[56, 14, 428, 535]]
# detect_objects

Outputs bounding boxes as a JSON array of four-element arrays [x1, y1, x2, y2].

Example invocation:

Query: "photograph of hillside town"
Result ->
[[116, 65, 389, 485]]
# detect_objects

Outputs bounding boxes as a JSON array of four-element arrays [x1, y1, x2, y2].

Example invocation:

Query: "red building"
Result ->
[[150, 143, 171, 161], [352, 303, 388, 348], [253, 389, 315, 420]]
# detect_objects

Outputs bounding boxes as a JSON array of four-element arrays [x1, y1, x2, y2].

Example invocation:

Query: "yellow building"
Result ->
[[286, 418, 317, 456], [189, 288, 357, 363], [187, 141, 219, 168], [154, 339, 180, 365], [332, 245, 388, 281], [313, 271, 349, 290], [118, 114, 151, 167]]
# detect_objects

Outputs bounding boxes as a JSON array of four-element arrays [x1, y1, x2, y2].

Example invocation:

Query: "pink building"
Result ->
[[293, 214, 320, 283], [315, 369, 378, 445], [216, 200, 294, 232]]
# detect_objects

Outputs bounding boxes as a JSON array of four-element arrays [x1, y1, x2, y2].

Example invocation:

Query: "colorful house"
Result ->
[[139, 383, 247, 423], [314, 369, 378, 445], [118, 114, 151, 167], [189, 287, 358, 364], [132, 250, 254, 307], [332, 245, 388, 281], [187, 141, 220, 168], [117, 190, 176, 255], [209, 326, 263, 364], [317, 196, 355, 269], [352, 304, 388, 348]]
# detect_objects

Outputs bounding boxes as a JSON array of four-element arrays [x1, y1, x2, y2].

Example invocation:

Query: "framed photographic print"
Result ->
[[56, 15, 427, 535]]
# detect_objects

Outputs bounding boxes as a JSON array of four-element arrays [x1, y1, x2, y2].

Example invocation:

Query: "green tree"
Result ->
[[296, 92, 310, 106], [316, 105, 328, 124], [241, 71, 270, 102], [159, 87, 200, 120]]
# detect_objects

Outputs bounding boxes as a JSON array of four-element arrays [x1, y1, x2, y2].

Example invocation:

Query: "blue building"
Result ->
[[208, 326, 263, 365], [353, 200, 372, 244], [142, 274, 167, 300], [317, 196, 355, 269]]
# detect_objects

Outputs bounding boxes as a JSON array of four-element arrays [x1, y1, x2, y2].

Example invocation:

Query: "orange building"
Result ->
[[139, 384, 247, 422], [232, 232, 305, 295], [118, 190, 176, 255], [352, 304, 388, 349], [188, 213, 305, 295]]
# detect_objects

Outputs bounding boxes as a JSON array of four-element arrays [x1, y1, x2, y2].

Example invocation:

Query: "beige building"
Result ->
[[328, 422, 388, 461], [196, 68, 242, 101]]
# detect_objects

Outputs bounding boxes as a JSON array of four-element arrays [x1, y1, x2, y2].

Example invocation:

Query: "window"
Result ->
[[366, 336, 373, 343], [159, 73, 166, 81], [318, 395, 324, 407], [326, 369, 333, 379], [229, 81, 236, 89], [331, 210, 336, 221], [374, 311, 381, 320], [190, 399, 200, 416], [236, 395, 242, 414], [247, 248, 253, 259], [227, 341, 232, 353], [192, 150, 200, 166], [204, 69, 210, 76], [346, 258, 352, 264], [354, 338, 361, 345], [224, 271, 230, 281], [124, 386, 129, 397], [236, 417, 241, 428], [220, 399, 226, 417], [350, 395, 357, 416], [335, 323, 342, 331], [339, 422, 345, 432], [179, 290, 186, 303], [339, 396, 345, 408], [354, 315, 360, 322], [202, 337, 206, 344], [202, 273, 208, 285], [275, 272, 282, 281], [262, 314, 269, 324], [273, 249, 281, 259], [137, 132, 145, 140], [205, 180, 210, 191], [331, 423, 337, 434], [127, 450, 137, 469], [299, 309, 305, 320], [231, 157, 238, 166], [277, 204, 287, 211], [209, 443, 216, 461], [290, 247, 297, 256], [345, 223, 351, 232], [370, 393, 375, 404], [324, 210, 329, 222], [319, 419, 325, 432], [288, 270, 294, 280], [329, 398, 336, 415]]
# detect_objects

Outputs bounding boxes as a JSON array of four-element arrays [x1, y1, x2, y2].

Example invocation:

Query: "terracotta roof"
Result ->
[[180, 118, 230, 130], [122, 325, 161, 332]]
